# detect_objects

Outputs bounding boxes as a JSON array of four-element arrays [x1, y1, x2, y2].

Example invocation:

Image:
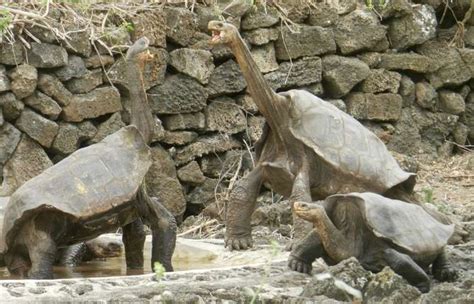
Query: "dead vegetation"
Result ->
[[0, 1, 171, 54], [0, 0, 329, 47], [415, 152, 474, 220]]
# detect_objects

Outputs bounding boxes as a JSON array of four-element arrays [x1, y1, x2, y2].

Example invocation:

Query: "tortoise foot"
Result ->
[[433, 267, 458, 282], [224, 235, 253, 250], [284, 240, 295, 252], [288, 255, 312, 274], [416, 281, 431, 293]]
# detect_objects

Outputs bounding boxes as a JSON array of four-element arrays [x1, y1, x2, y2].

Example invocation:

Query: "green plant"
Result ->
[[270, 239, 280, 257], [365, 0, 388, 10], [154, 262, 166, 281], [120, 21, 134, 33], [0, 9, 12, 34], [422, 187, 434, 204]]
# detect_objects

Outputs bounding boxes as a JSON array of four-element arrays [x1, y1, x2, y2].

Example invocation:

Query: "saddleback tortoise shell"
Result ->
[[0, 126, 151, 253], [281, 89, 416, 193], [326, 192, 454, 255]]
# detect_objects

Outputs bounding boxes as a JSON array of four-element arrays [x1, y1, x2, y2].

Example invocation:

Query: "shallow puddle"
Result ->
[[0, 235, 288, 280], [0, 236, 224, 280]]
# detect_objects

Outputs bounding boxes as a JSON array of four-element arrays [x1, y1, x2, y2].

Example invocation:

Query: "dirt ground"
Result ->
[[414, 152, 474, 223]]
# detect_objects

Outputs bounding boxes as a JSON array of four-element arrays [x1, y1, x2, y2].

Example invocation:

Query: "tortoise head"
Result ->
[[125, 36, 150, 61], [87, 239, 122, 258], [208, 20, 239, 45], [294, 201, 325, 223]]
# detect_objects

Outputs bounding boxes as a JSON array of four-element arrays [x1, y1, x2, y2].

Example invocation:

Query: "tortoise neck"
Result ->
[[312, 211, 353, 262], [126, 57, 154, 144], [229, 34, 286, 142]]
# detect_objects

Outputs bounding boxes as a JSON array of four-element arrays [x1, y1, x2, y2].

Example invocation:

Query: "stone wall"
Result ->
[[1, 1, 473, 221]]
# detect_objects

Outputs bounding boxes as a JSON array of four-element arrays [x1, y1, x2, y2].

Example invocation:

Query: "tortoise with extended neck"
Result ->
[[0, 37, 176, 279], [207, 20, 460, 255], [293, 193, 457, 292]]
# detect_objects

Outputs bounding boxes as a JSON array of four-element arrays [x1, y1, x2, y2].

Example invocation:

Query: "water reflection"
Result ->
[[0, 238, 216, 279]]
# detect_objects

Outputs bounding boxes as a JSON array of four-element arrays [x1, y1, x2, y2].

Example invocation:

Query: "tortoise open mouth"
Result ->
[[138, 50, 154, 62], [211, 30, 223, 43]]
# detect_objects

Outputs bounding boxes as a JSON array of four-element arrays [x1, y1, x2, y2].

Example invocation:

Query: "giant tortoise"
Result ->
[[0, 37, 176, 279], [291, 192, 457, 292], [207, 20, 460, 252]]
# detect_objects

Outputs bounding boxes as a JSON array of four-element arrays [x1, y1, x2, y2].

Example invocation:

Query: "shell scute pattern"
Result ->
[[287, 89, 414, 191], [2, 127, 151, 251]]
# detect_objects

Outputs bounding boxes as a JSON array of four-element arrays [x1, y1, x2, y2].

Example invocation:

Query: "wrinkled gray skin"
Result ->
[[290, 193, 458, 293], [56, 238, 122, 266], [207, 20, 461, 252], [0, 38, 177, 279]]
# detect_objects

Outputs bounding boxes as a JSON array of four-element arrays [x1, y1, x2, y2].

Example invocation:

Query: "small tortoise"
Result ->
[[0, 197, 121, 267], [207, 20, 460, 251], [56, 237, 122, 266], [291, 192, 457, 292], [0, 38, 176, 279]]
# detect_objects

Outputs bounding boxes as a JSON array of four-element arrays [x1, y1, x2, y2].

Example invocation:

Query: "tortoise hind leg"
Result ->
[[288, 230, 325, 274], [21, 227, 57, 279], [5, 254, 30, 278], [432, 250, 458, 282], [18, 214, 59, 279], [383, 248, 430, 293], [122, 219, 146, 270]]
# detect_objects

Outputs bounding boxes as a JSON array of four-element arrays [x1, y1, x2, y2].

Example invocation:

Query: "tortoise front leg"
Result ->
[[144, 197, 177, 272], [383, 248, 430, 293], [286, 157, 314, 253], [432, 250, 458, 282], [122, 219, 146, 270], [288, 230, 325, 274], [289, 166, 314, 244], [225, 165, 263, 250]]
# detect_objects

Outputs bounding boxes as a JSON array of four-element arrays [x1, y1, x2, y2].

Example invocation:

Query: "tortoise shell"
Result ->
[[281, 89, 415, 193], [0, 126, 151, 253], [326, 192, 454, 255]]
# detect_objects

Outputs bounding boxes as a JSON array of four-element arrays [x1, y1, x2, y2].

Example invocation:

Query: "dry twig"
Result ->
[[178, 219, 219, 237]]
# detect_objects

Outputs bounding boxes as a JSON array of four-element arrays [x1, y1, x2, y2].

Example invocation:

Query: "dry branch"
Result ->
[[178, 219, 219, 237]]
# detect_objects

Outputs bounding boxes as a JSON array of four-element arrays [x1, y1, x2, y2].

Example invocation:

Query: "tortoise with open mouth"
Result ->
[[206, 20, 463, 254], [292, 192, 457, 292]]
